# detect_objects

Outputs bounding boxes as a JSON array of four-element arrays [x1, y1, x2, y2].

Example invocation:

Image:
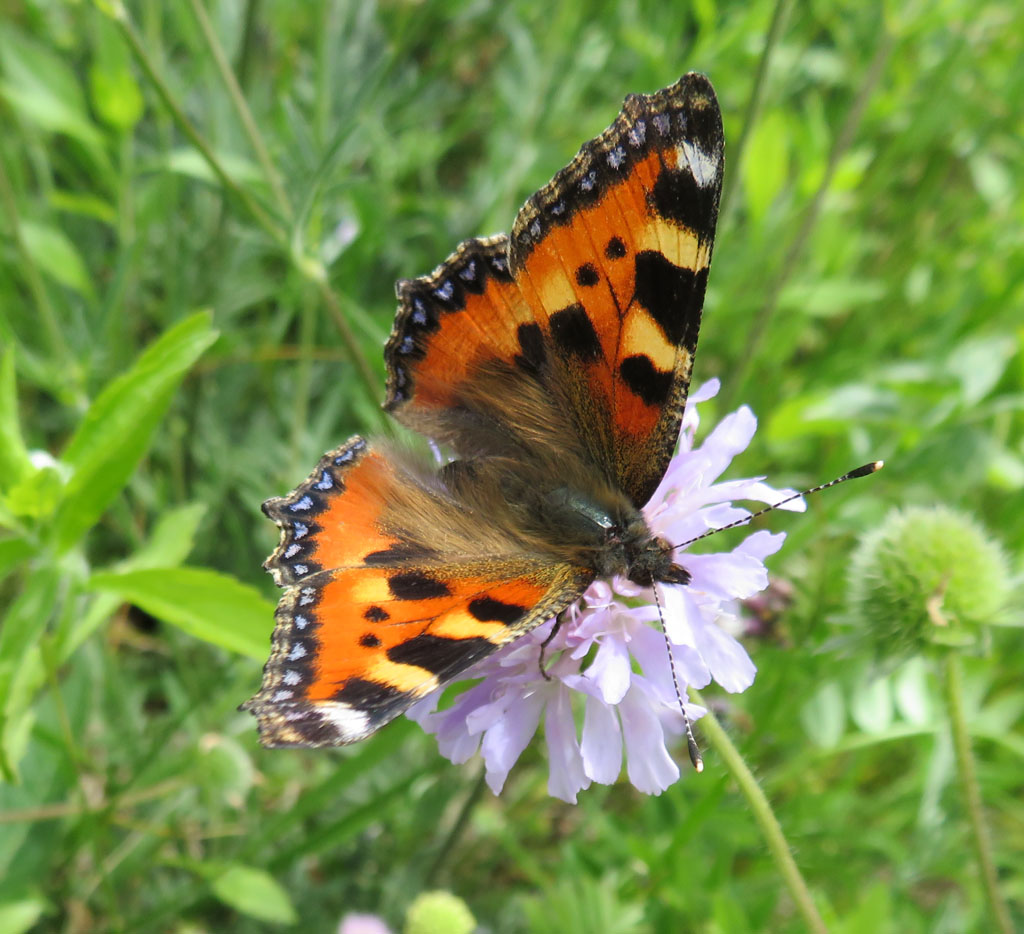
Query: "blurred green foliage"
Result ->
[[0, 0, 1021, 931]]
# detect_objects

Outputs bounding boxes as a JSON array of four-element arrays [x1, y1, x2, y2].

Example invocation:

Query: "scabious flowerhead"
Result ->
[[408, 380, 804, 803], [845, 504, 1012, 657]]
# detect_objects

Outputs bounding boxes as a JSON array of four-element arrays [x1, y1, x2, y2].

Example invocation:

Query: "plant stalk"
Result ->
[[943, 653, 1013, 934], [691, 690, 829, 934]]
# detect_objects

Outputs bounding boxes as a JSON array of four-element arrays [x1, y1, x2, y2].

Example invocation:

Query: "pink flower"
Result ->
[[337, 912, 392, 934], [408, 380, 804, 803]]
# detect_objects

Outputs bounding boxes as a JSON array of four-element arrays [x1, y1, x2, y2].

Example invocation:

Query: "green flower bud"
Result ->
[[404, 891, 475, 934], [846, 505, 1011, 656]]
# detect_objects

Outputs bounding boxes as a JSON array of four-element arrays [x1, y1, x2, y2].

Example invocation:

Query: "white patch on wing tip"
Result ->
[[679, 139, 719, 189], [323, 703, 372, 741]]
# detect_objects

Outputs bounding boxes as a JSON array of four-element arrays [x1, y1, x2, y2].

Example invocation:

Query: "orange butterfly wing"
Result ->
[[244, 438, 591, 746], [384, 73, 723, 507]]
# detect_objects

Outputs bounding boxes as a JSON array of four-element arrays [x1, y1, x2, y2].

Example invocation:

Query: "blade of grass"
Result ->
[[0, 152, 69, 365], [718, 0, 793, 224], [106, 3, 382, 408], [185, 0, 292, 222]]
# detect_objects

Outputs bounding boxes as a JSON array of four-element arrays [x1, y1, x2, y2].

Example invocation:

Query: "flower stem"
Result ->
[[691, 690, 829, 934], [423, 767, 489, 888], [943, 653, 1013, 934]]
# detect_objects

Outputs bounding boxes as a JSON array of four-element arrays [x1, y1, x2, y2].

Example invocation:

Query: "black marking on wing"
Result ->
[[468, 596, 527, 625], [387, 571, 452, 601], [515, 321, 547, 374], [550, 303, 603, 361], [620, 355, 673, 406], [387, 634, 494, 675], [632, 251, 697, 347]]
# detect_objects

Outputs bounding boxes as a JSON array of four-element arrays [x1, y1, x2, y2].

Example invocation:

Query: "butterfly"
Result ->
[[243, 72, 724, 747]]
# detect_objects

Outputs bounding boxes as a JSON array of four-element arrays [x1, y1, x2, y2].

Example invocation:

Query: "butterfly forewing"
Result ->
[[384, 73, 723, 508], [508, 73, 723, 507]]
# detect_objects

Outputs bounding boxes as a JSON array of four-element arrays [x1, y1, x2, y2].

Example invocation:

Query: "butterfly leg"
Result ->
[[537, 612, 567, 681]]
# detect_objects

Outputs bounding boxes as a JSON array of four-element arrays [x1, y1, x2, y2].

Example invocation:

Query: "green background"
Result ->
[[0, 0, 1021, 931]]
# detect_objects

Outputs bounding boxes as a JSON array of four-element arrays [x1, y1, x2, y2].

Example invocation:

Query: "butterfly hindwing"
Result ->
[[384, 73, 723, 508], [245, 438, 593, 746]]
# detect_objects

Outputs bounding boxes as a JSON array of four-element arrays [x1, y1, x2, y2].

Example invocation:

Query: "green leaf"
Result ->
[[87, 17, 143, 131], [47, 189, 118, 225], [0, 897, 48, 934], [893, 658, 935, 727], [87, 566, 274, 660], [122, 503, 206, 571], [836, 882, 893, 934], [53, 311, 218, 553], [947, 334, 1016, 406], [4, 462, 65, 520], [58, 504, 206, 663], [0, 347, 32, 491], [849, 673, 894, 735], [0, 537, 33, 578], [767, 384, 897, 441], [0, 24, 104, 147], [208, 864, 297, 924], [163, 148, 264, 186], [779, 277, 887, 318], [743, 110, 789, 222], [800, 681, 846, 748], [0, 568, 59, 781], [711, 888, 752, 934], [18, 221, 93, 297], [968, 151, 1012, 207]]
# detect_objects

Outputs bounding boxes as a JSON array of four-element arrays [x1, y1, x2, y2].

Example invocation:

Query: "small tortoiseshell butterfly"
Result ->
[[245, 73, 725, 747]]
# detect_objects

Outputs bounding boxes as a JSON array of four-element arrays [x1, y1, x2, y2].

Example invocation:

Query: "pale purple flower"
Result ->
[[408, 380, 805, 803], [337, 913, 392, 934]]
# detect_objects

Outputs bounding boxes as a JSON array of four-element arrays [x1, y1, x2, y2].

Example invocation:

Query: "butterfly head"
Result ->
[[539, 485, 691, 588], [624, 534, 691, 588]]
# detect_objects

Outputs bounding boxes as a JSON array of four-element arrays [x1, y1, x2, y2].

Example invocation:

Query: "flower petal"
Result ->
[[736, 529, 787, 561], [581, 691, 624, 784], [699, 406, 757, 482], [619, 684, 680, 795], [544, 686, 589, 803], [684, 550, 769, 600], [582, 629, 633, 704], [689, 619, 757, 693], [481, 689, 546, 794]]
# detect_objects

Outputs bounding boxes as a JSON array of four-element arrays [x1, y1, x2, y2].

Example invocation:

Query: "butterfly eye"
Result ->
[[544, 487, 616, 533]]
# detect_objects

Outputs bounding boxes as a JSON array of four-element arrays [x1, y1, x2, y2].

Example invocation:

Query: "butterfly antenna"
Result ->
[[672, 461, 883, 554], [652, 582, 703, 772]]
